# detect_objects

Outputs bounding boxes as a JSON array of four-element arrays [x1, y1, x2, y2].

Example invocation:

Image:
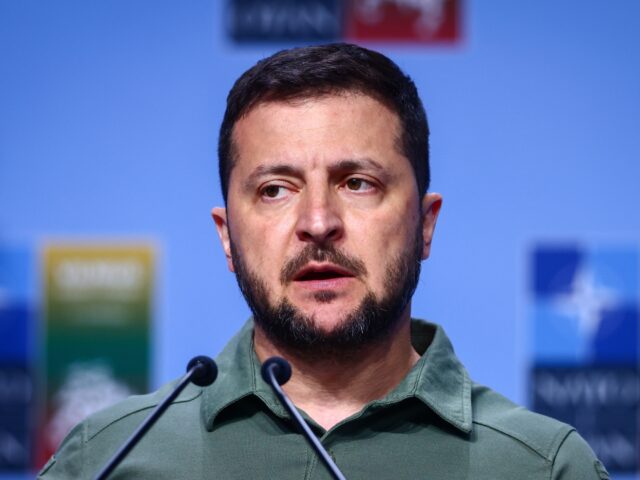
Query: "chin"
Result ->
[[311, 317, 349, 333], [301, 295, 356, 314]]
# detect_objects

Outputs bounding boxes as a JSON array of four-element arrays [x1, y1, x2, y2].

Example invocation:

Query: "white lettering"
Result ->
[[534, 371, 640, 406], [54, 259, 144, 293], [236, 2, 337, 36]]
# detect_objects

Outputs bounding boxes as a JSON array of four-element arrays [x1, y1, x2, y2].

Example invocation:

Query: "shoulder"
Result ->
[[471, 383, 573, 462], [81, 380, 202, 442], [38, 380, 203, 479], [471, 383, 608, 479]]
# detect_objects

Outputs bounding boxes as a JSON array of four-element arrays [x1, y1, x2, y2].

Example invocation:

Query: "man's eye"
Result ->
[[345, 178, 374, 192], [260, 184, 288, 199]]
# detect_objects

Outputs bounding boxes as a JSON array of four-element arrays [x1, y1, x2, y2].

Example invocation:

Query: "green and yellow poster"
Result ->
[[37, 245, 154, 466]]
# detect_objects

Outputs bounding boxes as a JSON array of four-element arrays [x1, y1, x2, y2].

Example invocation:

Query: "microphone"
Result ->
[[261, 357, 347, 480], [187, 355, 218, 386], [94, 355, 218, 480]]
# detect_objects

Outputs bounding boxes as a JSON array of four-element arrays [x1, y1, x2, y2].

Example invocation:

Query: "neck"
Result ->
[[253, 310, 420, 431]]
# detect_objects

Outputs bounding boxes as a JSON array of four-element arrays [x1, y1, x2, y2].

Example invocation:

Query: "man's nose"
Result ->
[[295, 189, 344, 245]]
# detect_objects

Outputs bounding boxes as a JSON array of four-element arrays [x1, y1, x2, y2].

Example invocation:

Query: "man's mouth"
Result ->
[[293, 263, 356, 283]]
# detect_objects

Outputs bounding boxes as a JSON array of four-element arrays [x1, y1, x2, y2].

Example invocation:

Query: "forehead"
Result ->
[[230, 93, 404, 172]]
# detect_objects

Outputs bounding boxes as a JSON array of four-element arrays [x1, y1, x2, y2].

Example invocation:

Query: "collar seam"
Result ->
[[91, 389, 203, 441], [414, 366, 472, 433], [249, 335, 259, 392], [410, 356, 428, 396], [461, 371, 472, 430]]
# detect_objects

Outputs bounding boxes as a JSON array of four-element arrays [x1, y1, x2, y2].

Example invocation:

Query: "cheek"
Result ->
[[347, 203, 420, 284], [355, 199, 419, 253], [229, 213, 292, 275]]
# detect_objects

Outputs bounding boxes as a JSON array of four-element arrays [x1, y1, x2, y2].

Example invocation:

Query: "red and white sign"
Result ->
[[345, 0, 461, 43]]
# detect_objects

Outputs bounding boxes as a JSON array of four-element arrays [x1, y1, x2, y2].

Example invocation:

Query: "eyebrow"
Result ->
[[329, 157, 386, 174], [243, 157, 387, 190], [243, 164, 303, 190]]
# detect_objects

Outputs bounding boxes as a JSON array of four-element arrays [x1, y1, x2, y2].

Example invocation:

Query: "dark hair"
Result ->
[[218, 43, 429, 201]]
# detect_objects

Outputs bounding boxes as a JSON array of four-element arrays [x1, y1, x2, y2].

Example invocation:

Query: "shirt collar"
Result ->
[[201, 318, 472, 434], [201, 319, 288, 431], [409, 320, 473, 433]]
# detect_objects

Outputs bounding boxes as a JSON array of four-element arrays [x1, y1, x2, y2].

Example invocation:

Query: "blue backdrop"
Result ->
[[1, 1, 639, 478]]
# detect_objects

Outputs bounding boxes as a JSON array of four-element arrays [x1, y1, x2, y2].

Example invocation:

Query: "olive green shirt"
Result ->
[[39, 320, 609, 479]]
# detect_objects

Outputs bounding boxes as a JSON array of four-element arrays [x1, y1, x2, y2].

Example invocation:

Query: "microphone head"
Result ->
[[261, 356, 292, 386], [187, 355, 218, 387]]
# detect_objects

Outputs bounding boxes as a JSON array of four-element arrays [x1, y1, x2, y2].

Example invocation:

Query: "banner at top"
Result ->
[[345, 0, 461, 43], [226, 0, 462, 44]]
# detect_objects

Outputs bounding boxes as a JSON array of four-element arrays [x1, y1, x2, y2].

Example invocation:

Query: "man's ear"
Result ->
[[420, 193, 443, 260], [211, 207, 235, 272]]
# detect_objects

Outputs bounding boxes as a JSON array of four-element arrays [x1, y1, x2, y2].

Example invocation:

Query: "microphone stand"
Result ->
[[94, 356, 217, 480], [262, 357, 347, 480]]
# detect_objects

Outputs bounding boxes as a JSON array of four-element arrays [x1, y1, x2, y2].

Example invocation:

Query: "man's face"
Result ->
[[213, 93, 441, 354]]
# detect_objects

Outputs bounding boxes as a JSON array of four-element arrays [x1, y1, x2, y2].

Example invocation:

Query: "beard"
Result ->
[[230, 228, 423, 360]]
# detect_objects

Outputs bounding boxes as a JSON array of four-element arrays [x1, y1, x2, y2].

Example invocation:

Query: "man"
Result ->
[[39, 43, 608, 479]]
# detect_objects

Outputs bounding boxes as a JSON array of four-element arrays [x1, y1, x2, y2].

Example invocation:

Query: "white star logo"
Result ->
[[553, 269, 618, 337]]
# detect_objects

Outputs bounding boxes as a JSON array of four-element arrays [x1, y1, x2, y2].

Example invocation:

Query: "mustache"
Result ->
[[280, 244, 367, 284]]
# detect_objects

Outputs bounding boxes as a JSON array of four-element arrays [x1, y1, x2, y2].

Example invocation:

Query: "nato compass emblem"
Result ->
[[529, 244, 640, 474]]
